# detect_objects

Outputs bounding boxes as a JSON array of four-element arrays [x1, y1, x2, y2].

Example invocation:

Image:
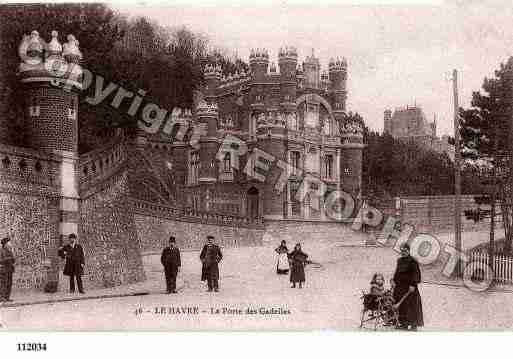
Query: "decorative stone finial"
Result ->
[[249, 48, 269, 63], [340, 121, 363, 136], [63, 34, 82, 63], [27, 30, 44, 59], [47, 30, 63, 57], [204, 63, 222, 79], [278, 46, 298, 60], [329, 57, 348, 72]]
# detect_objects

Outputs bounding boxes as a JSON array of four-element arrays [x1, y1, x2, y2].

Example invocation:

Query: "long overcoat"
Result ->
[[0, 246, 15, 274], [161, 246, 181, 272], [289, 249, 308, 283], [58, 244, 85, 276], [200, 244, 222, 281], [392, 255, 424, 327]]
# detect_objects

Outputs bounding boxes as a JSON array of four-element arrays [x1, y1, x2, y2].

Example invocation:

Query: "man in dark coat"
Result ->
[[200, 235, 223, 292], [161, 236, 181, 293], [0, 237, 15, 302], [392, 243, 424, 330], [58, 233, 85, 294]]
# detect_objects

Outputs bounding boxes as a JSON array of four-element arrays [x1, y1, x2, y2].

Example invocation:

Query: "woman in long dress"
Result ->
[[275, 240, 289, 275], [391, 243, 424, 330], [288, 243, 308, 288]]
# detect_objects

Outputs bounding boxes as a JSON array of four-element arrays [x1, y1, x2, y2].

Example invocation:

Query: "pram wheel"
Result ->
[[359, 292, 399, 331]]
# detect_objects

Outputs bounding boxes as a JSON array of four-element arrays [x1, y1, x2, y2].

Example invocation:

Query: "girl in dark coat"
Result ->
[[275, 240, 289, 275], [288, 243, 308, 288], [392, 243, 424, 330]]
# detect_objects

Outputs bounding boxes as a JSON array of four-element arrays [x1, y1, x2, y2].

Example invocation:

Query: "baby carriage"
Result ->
[[359, 289, 399, 330]]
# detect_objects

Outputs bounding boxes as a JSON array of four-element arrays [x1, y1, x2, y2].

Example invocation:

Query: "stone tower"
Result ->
[[278, 46, 298, 110], [18, 30, 83, 279], [19, 31, 81, 153], [196, 100, 219, 184], [303, 49, 320, 89], [328, 57, 348, 116], [384, 109, 392, 134], [203, 63, 222, 102], [327, 57, 362, 197]]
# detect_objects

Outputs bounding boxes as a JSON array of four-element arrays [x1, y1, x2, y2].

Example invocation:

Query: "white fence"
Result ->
[[468, 250, 513, 285]]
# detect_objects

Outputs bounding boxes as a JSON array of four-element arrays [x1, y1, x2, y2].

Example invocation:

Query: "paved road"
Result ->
[[1, 238, 512, 330]]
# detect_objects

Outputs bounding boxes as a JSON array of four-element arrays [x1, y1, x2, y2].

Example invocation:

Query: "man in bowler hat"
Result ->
[[161, 236, 181, 293], [200, 235, 223, 292], [58, 233, 85, 294]]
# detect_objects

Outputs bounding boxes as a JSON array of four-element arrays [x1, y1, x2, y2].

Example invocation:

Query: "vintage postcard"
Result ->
[[0, 0, 513, 336]]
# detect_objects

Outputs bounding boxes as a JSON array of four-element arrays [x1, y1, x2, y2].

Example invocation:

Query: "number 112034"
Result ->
[[17, 343, 47, 351]]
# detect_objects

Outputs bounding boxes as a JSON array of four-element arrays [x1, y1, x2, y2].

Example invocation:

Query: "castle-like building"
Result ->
[[384, 106, 454, 160], [142, 47, 365, 221], [0, 31, 363, 292]]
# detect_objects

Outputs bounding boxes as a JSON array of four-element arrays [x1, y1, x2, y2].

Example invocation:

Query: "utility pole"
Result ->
[[452, 69, 462, 278], [489, 124, 499, 280]]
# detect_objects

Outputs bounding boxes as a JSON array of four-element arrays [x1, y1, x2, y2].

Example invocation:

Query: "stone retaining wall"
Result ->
[[134, 214, 264, 253], [78, 170, 145, 289], [0, 192, 59, 290], [399, 195, 496, 233], [263, 219, 363, 245]]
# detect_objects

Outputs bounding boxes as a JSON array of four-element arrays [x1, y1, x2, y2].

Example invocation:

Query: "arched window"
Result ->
[[324, 155, 334, 179], [189, 151, 200, 185], [290, 151, 301, 176], [223, 152, 232, 173], [324, 119, 332, 135]]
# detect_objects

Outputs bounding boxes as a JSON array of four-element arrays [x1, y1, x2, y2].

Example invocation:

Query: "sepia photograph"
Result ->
[[0, 0, 513, 342]]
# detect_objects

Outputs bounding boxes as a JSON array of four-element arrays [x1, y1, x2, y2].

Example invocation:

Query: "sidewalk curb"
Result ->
[[0, 291, 151, 309]]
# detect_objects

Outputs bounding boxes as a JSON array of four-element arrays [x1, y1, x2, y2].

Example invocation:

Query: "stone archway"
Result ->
[[247, 187, 259, 220]]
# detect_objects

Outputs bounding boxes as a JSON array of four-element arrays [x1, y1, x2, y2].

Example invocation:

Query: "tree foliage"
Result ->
[[0, 4, 247, 152], [459, 57, 513, 253], [0, 3, 125, 147], [363, 130, 457, 199]]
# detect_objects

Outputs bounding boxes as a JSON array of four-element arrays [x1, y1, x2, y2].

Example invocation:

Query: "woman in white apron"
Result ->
[[275, 240, 289, 275]]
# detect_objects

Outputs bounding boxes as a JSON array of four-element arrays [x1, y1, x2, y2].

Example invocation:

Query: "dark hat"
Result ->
[[169, 236, 176, 243], [1, 237, 10, 245], [207, 235, 214, 240], [68, 233, 77, 239], [400, 242, 410, 250]]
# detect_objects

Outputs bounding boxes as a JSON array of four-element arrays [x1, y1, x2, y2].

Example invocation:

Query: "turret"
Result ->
[[339, 119, 364, 198], [195, 100, 219, 183], [328, 57, 348, 117], [303, 48, 320, 89], [278, 46, 298, 109], [249, 48, 269, 82], [203, 63, 222, 99], [18, 30, 82, 153], [384, 109, 392, 134], [278, 46, 298, 80]]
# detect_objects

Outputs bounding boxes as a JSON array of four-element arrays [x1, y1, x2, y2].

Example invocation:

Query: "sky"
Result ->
[[112, 0, 513, 135]]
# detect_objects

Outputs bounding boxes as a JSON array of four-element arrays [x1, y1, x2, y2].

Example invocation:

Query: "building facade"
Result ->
[[384, 105, 454, 160], [145, 47, 365, 221]]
